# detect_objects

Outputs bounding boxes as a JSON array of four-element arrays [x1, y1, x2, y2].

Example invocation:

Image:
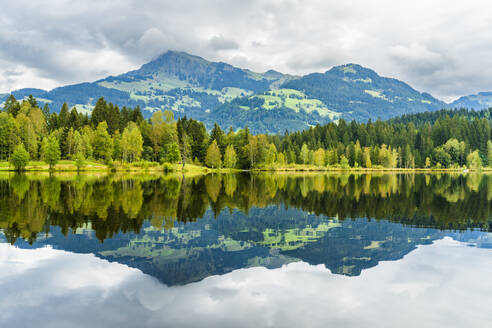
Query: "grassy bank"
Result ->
[[0, 160, 242, 174], [253, 164, 490, 173], [1, 160, 488, 173]]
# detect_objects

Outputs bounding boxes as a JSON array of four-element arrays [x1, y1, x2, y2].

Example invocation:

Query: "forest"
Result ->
[[1, 94, 492, 170]]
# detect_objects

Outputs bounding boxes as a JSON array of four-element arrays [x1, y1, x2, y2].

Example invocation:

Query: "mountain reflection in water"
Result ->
[[1, 172, 492, 285]]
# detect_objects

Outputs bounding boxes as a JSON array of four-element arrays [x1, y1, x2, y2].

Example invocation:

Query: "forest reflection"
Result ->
[[1, 172, 492, 244]]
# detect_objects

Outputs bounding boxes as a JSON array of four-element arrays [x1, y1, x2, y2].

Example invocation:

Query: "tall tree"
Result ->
[[59, 103, 70, 128], [121, 122, 144, 162], [93, 122, 113, 161], [313, 148, 325, 166], [206, 140, 222, 168], [223, 144, 237, 168], [91, 97, 108, 127], [106, 103, 121, 135], [41, 135, 61, 170], [300, 144, 309, 164], [0, 113, 18, 160], [209, 123, 226, 155]]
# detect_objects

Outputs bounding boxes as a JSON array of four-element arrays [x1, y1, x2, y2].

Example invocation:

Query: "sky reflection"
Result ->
[[1, 237, 492, 328]]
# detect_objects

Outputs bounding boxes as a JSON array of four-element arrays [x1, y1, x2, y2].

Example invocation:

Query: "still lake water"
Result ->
[[2, 172, 492, 327]]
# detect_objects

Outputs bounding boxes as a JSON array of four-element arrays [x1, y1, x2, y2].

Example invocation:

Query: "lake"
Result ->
[[1, 172, 492, 327]]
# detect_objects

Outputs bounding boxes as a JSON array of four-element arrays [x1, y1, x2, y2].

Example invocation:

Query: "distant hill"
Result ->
[[1, 51, 450, 134], [449, 92, 492, 110], [281, 64, 446, 121]]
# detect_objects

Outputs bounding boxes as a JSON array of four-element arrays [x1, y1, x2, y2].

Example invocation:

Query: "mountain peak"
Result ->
[[155, 50, 209, 63], [263, 69, 284, 78], [327, 63, 378, 78]]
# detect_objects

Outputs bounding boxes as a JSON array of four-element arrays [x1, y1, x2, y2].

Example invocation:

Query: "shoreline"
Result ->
[[0, 160, 488, 174]]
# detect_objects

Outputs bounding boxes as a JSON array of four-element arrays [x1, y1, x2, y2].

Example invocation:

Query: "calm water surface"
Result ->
[[1, 172, 492, 327]]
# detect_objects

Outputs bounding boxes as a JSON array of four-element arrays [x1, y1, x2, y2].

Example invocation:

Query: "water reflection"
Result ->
[[1, 172, 492, 285], [2, 238, 492, 328]]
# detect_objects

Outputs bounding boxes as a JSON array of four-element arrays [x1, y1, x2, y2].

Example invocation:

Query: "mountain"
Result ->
[[449, 91, 492, 110], [1, 51, 448, 134], [281, 64, 446, 121]]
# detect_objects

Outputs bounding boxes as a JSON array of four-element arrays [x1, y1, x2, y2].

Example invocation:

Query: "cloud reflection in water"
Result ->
[[1, 237, 492, 328]]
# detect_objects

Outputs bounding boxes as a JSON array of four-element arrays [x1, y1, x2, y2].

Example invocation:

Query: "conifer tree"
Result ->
[[3, 95, 20, 117], [91, 97, 108, 127], [59, 103, 70, 128]]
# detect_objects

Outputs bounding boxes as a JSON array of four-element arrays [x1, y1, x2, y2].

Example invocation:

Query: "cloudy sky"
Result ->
[[1, 0, 491, 101]]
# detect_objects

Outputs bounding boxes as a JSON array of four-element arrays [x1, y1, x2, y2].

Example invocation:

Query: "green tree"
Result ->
[[313, 148, 325, 166], [80, 127, 94, 159], [467, 150, 482, 171], [326, 149, 338, 166], [165, 142, 181, 164], [266, 144, 278, 165], [91, 97, 108, 127], [41, 135, 61, 170], [121, 122, 144, 162], [59, 103, 70, 128], [10, 144, 29, 171], [209, 123, 226, 155], [425, 157, 431, 168], [340, 154, 349, 168], [15, 113, 39, 160], [106, 103, 121, 135], [74, 152, 85, 172], [206, 140, 222, 168], [93, 121, 113, 162], [65, 128, 76, 159], [150, 111, 178, 161], [432, 147, 451, 168], [3, 95, 20, 117], [443, 138, 466, 166], [277, 152, 286, 165], [487, 141, 492, 167], [0, 112, 18, 160], [300, 143, 309, 164], [223, 144, 237, 168], [27, 95, 38, 108], [362, 147, 372, 168], [354, 140, 363, 166]]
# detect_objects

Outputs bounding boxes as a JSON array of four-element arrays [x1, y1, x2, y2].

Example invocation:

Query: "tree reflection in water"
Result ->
[[1, 172, 491, 285]]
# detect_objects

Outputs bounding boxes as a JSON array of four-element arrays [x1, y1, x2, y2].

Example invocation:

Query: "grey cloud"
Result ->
[[389, 43, 448, 75], [0, 0, 492, 100], [208, 35, 240, 51]]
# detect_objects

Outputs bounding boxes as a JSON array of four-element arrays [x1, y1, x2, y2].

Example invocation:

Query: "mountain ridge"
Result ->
[[449, 91, 492, 110], [0, 50, 471, 133]]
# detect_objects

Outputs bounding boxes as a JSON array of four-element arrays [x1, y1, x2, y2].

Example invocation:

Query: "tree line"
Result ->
[[2, 94, 492, 169]]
